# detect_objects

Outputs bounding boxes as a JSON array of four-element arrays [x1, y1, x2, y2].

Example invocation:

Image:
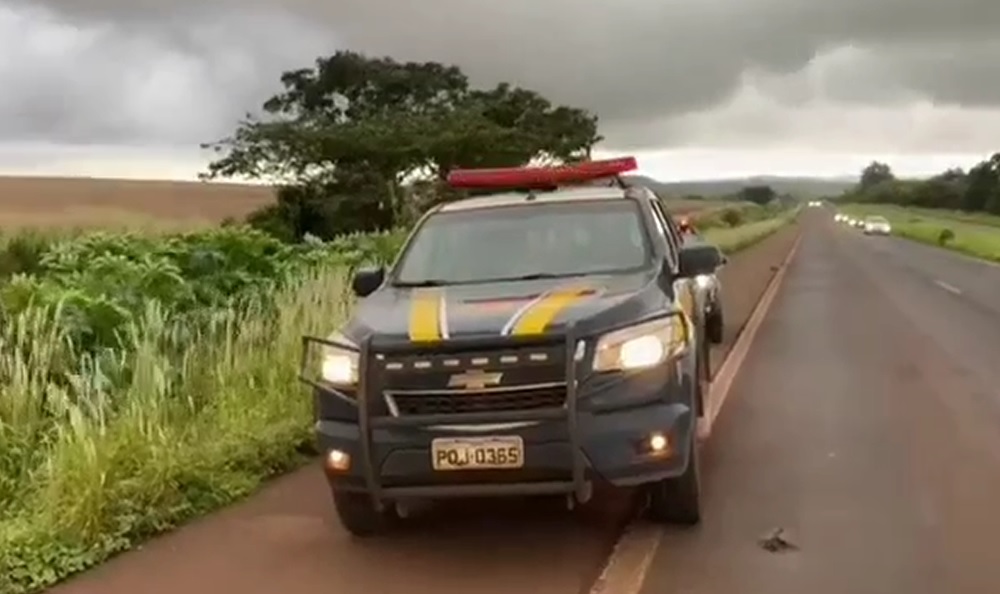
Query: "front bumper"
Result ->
[[316, 397, 693, 501], [303, 315, 696, 505]]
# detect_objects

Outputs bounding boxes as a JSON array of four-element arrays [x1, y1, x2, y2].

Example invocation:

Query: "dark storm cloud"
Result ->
[[3, 0, 1000, 150], [0, 3, 334, 145]]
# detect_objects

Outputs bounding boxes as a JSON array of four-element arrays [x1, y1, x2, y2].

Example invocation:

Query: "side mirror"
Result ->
[[678, 244, 723, 278], [351, 266, 385, 297]]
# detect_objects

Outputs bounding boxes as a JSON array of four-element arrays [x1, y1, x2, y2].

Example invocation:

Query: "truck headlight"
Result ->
[[319, 332, 359, 386], [592, 315, 689, 373], [322, 348, 358, 385]]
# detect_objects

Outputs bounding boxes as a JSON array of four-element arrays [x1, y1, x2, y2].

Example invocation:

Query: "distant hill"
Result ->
[[624, 175, 856, 200]]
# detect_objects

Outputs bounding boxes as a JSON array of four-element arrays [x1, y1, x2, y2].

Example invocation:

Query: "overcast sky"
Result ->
[[1, 0, 999, 181]]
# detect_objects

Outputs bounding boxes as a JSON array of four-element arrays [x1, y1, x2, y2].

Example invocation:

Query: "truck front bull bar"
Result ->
[[299, 329, 587, 510], [298, 311, 687, 510]]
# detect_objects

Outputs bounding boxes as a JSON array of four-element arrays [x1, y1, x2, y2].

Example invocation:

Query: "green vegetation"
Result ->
[[688, 201, 789, 230], [705, 211, 798, 253], [838, 154, 1000, 216], [838, 204, 1000, 263], [202, 51, 601, 241], [0, 227, 406, 594]]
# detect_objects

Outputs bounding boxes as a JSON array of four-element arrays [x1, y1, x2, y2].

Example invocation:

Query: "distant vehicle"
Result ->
[[807, 200, 822, 207], [676, 216, 697, 236], [834, 213, 845, 222], [863, 215, 892, 235]]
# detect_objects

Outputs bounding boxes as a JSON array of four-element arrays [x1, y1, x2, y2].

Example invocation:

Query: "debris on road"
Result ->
[[757, 527, 799, 553]]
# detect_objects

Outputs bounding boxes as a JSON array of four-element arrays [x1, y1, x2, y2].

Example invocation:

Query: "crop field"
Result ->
[[0, 175, 797, 594], [0, 177, 275, 231]]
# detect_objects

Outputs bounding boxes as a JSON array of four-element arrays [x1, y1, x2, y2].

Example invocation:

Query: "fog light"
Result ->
[[649, 433, 669, 453], [325, 449, 351, 472]]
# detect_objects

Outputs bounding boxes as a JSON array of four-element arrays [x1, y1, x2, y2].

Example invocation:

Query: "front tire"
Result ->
[[332, 489, 397, 537], [647, 426, 702, 526]]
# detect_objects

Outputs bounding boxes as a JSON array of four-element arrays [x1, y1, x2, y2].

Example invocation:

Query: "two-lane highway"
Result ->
[[639, 210, 1000, 594]]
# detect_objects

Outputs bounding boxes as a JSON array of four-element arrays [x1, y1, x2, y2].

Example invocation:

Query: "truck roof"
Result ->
[[437, 185, 656, 213]]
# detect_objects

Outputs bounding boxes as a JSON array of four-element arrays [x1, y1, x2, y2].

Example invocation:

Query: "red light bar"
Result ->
[[447, 157, 638, 190]]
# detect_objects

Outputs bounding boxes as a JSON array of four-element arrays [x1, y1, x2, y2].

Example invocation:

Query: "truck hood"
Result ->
[[343, 271, 662, 344]]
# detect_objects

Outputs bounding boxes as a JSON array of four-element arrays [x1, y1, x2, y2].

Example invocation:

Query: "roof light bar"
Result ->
[[446, 157, 638, 190]]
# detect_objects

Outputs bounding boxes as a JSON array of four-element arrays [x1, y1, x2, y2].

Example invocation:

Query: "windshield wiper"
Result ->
[[486, 272, 586, 282], [393, 272, 586, 287], [510, 272, 572, 280], [392, 279, 449, 288]]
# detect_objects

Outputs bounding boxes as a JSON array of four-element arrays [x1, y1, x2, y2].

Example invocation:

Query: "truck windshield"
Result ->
[[393, 200, 652, 286]]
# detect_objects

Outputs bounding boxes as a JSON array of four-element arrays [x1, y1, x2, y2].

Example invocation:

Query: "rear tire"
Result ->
[[332, 489, 397, 537], [698, 328, 711, 411], [647, 426, 702, 526]]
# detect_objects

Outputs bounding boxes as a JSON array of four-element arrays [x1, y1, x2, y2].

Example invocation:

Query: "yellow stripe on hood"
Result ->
[[510, 284, 594, 336], [408, 288, 443, 342]]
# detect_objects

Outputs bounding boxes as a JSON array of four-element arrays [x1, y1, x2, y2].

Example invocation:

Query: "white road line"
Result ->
[[587, 523, 663, 594], [934, 280, 962, 295]]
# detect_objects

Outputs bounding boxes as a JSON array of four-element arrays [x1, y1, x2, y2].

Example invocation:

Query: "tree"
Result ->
[[202, 51, 602, 239], [961, 154, 1000, 213], [738, 185, 776, 206], [859, 161, 895, 191], [838, 154, 1000, 217]]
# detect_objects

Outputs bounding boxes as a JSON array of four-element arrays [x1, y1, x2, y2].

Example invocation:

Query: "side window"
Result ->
[[648, 200, 680, 270], [647, 198, 668, 240]]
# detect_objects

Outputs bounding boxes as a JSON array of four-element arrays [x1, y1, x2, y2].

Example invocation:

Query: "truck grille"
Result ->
[[376, 344, 566, 392], [386, 384, 567, 416]]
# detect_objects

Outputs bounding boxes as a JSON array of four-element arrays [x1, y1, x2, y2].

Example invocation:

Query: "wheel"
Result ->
[[647, 424, 702, 526], [648, 359, 703, 526], [698, 326, 712, 401], [706, 308, 724, 344], [331, 489, 397, 537]]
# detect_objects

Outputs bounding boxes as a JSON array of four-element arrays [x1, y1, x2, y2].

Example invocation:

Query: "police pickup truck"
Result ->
[[300, 157, 724, 537]]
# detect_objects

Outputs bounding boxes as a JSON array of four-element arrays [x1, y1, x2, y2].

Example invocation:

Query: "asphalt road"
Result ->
[[639, 211, 1000, 594]]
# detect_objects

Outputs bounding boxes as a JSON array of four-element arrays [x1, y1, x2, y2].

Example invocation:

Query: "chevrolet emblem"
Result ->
[[448, 369, 503, 390]]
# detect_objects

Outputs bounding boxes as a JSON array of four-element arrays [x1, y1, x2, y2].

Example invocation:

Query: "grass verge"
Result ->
[[0, 268, 353, 594], [838, 204, 1000, 263], [704, 209, 799, 254]]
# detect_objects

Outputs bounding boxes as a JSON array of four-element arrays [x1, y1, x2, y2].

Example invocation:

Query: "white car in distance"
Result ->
[[863, 215, 892, 235]]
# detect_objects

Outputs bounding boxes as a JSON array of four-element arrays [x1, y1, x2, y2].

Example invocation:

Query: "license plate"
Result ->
[[431, 436, 524, 471]]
